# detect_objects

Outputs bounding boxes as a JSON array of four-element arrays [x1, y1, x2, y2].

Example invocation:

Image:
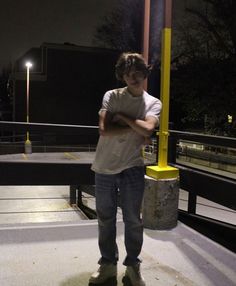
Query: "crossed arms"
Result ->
[[99, 110, 158, 138]]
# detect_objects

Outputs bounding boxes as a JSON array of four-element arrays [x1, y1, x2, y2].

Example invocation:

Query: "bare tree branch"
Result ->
[[186, 7, 233, 56]]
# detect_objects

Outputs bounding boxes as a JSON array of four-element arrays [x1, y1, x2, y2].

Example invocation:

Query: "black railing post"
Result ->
[[188, 192, 197, 214], [70, 185, 77, 205]]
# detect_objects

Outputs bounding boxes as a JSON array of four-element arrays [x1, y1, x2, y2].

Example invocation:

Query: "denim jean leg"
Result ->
[[95, 173, 119, 264], [118, 167, 145, 266]]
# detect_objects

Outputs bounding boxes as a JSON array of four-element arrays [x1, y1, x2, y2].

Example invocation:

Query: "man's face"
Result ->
[[123, 69, 145, 89]]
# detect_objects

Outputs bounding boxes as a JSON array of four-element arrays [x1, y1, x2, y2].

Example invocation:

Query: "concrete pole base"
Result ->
[[143, 175, 179, 230]]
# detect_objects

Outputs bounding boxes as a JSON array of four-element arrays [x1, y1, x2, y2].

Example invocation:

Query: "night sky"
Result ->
[[0, 0, 117, 71]]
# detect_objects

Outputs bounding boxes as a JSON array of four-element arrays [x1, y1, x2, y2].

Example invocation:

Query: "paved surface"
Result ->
[[0, 187, 235, 286], [0, 186, 88, 224], [0, 152, 96, 164], [0, 153, 235, 285], [0, 220, 235, 286], [0, 151, 157, 166]]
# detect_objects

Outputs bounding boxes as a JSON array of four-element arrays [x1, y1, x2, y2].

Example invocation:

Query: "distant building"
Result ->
[[11, 42, 119, 126]]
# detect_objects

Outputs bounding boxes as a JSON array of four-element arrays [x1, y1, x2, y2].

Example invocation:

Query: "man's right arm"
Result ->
[[99, 110, 132, 136]]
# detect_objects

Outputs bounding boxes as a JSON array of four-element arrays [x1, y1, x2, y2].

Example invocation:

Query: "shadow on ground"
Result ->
[[60, 273, 131, 286]]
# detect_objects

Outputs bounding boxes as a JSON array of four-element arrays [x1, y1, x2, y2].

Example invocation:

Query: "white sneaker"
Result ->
[[89, 263, 117, 284], [124, 263, 146, 286]]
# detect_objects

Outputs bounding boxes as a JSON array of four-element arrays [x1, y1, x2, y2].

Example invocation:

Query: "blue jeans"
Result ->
[[95, 166, 145, 266]]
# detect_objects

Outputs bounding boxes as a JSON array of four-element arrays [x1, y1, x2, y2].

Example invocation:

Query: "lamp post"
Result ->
[[24, 61, 32, 154]]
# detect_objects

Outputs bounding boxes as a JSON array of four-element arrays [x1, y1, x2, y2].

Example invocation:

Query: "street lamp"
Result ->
[[24, 61, 33, 154]]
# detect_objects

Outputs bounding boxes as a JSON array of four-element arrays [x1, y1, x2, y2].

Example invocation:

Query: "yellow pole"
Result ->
[[158, 28, 171, 168], [146, 0, 178, 179]]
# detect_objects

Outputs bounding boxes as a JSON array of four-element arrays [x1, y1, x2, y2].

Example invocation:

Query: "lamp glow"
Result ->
[[25, 62, 33, 68]]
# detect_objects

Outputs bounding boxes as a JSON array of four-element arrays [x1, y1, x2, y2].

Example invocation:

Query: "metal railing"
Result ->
[[0, 121, 235, 251], [166, 130, 236, 251]]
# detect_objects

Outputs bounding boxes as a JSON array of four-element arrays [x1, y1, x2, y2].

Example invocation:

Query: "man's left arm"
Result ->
[[115, 113, 158, 137]]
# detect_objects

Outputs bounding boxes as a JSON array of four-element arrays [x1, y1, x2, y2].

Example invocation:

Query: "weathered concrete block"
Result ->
[[143, 176, 179, 230]]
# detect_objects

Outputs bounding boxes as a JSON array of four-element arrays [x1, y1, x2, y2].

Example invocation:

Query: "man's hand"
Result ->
[[99, 110, 131, 136]]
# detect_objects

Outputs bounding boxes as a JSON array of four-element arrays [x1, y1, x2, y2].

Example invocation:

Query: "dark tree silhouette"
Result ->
[[170, 0, 236, 134], [93, 0, 236, 135], [93, 0, 144, 52]]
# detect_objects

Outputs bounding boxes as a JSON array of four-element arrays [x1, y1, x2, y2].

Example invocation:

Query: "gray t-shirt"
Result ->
[[91, 87, 162, 174]]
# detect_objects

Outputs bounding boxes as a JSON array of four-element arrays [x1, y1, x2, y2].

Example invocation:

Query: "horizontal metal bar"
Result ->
[[0, 121, 99, 135], [170, 129, 236, 148], [0, 161, 95, 185], [175, 164, 236, 210], [178, 210, 236, 252]]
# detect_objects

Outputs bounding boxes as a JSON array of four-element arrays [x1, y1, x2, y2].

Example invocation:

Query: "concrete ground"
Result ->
[[0, 186, 235, 286], [0, 220, 235, 286]]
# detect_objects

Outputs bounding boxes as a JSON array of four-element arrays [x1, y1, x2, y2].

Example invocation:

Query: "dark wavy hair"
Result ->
[[115, 52, 151, 81]]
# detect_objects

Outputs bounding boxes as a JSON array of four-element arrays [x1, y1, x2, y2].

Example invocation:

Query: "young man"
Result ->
[[90, 52, 162, 286]]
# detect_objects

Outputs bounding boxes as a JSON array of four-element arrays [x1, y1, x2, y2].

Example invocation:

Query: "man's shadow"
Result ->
[[88, 275, 131, 286], [88, 277, 117, 286]]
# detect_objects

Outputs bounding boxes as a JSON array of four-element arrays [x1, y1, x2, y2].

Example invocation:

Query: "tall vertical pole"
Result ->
[[144, 0, 179, 233], [158, 0, 172, 168], [26, 66, 30, 141], [146, 0, 178, 179], [143, 0, 150, 91], [25, 62, 32, 154]]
